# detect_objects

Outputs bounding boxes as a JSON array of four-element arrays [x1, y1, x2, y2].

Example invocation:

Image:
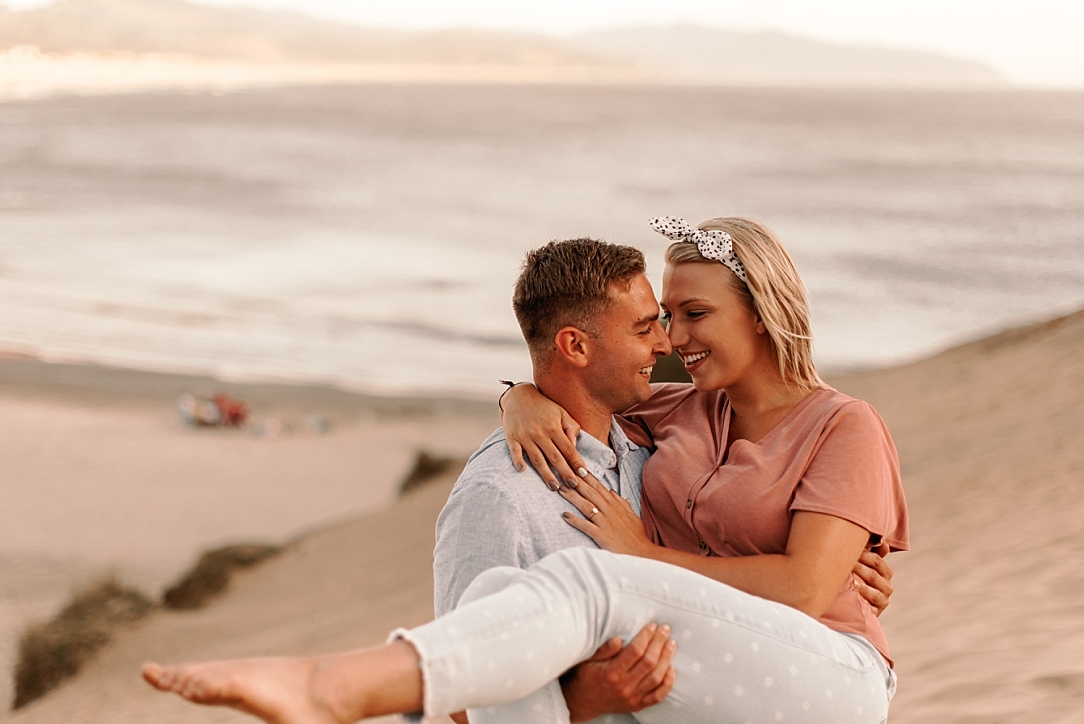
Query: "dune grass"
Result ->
[[162, 544, 281, 610], [399, 449, 465, 495], [12, 577, 154, 709], [12, 446, 442, 707]]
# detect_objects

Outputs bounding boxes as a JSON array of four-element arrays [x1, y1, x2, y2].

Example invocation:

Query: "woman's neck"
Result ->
[[724, 370, 813, 444]]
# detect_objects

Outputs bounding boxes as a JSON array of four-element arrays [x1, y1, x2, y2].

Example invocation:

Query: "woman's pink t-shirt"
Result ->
[[619, 384, 909, 665]]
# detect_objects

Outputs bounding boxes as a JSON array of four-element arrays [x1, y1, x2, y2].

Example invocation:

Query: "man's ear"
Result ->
[[553, 326, 593, 368]]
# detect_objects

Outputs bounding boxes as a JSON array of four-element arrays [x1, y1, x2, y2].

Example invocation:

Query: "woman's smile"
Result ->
[[680, 350, 711, 372]]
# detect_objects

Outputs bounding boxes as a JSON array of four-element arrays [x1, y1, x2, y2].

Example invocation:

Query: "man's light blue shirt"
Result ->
[[434, 418, 648, 617]]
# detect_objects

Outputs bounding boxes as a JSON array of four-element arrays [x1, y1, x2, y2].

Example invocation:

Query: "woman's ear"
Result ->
[[553, 326, 592, 368]]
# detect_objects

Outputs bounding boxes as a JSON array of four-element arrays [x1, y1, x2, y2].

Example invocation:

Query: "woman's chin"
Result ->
[[687, 373, 710, 391], [687, 370, 724, 392]]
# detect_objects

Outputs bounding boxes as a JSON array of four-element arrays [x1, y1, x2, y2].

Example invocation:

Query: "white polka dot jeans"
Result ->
[[394, 547, 895, 724]]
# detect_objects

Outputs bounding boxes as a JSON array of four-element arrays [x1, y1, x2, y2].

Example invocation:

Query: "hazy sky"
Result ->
[[5, 0, 1084, 86]]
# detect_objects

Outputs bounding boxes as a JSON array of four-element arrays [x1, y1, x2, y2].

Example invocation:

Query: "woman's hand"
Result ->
[[559, 471, 656, 558], [501, 383, 586, 490], [852, 544, 895, 616]]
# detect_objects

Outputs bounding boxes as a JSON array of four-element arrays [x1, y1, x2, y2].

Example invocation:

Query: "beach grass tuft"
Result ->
[[12, 577, 154, 709], [162, 544, 281, 610], [399, 450, 465, 495]]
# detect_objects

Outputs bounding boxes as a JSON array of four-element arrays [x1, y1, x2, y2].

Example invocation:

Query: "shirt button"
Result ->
[[608, 454, 617, 467], [698, 540, 708, 551], [685, 499, 693, 509]]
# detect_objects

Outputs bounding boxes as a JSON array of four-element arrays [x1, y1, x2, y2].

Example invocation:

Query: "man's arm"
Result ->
[[433, 478, 526, 618], [436, 478, 527, 724]]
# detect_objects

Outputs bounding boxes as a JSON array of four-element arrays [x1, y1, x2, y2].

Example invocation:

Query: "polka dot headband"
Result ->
[[649, 216, 748, 284]]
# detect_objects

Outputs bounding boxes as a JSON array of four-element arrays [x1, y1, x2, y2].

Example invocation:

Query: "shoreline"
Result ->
[[0, 353, 496, 418]]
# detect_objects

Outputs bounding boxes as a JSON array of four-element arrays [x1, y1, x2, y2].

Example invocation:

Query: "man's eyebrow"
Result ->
[[633, 311, 660, 326]]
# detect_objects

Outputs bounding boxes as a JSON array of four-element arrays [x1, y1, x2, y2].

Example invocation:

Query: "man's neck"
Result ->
[[534, 372, 613, 445]]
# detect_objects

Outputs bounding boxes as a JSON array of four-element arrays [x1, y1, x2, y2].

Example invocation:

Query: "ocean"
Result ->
[[1, 84, 1083, 395]]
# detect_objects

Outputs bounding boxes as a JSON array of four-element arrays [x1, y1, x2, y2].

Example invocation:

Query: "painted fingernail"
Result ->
[[516, 463, 525, 472], [547, 480, 559, 491], [577, 467, 588, 478], [558, 483, 569, 493], [562, 512, 572, 519], [567, 477, 578, 489]]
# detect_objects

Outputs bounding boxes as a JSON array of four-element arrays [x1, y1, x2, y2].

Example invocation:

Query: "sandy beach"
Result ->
[[0, 356, 498, 716], [0, 307, 1081, 722]]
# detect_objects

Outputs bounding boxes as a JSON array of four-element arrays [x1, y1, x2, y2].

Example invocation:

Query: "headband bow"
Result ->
[[649, 216, 748, 283]]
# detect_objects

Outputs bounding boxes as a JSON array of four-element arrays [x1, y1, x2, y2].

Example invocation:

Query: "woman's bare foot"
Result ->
[[141, 657, 341, 724], [141, 642, 423, 723]]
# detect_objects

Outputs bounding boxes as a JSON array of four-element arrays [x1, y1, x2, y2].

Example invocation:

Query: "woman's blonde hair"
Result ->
[[664, 217, 824, 391]]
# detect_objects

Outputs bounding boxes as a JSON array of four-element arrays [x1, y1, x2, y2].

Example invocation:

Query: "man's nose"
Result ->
[[653, 321, 673, 356]]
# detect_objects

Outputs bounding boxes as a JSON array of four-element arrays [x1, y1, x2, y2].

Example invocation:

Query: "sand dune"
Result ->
[[5, 475, 462, 724], [0, 358, 497, 717], [836, 310, 1084, 723], [4, 309, 1083, 722]]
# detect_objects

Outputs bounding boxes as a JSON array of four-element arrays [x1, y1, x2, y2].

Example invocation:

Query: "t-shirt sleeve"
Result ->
[[433, 479, 526, 617], [617, 383, 697, 447], [790, 401, 910, 551]]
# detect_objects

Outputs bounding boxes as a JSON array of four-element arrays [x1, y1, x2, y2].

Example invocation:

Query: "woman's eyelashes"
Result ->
[[659, 310, 706, 327]]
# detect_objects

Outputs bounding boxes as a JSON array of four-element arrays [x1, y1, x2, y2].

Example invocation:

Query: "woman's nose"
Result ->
[[666, 318, 688, 348]]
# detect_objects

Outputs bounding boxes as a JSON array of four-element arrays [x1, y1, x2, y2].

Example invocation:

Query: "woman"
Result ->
[[142, 216, 907, 724]]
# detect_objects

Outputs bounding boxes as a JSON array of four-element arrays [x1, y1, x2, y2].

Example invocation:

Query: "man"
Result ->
[[435, 238, 894, 724], [435, 239, 672, 724]]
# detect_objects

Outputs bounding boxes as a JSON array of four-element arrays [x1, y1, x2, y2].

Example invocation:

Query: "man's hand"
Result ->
[[852, 543, 895, 616], [561, 623, 677, 723]]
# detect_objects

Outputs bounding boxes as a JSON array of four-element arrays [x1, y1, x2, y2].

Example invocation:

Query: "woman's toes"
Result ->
[[183, 678, 207, 701], [140, 662, 165, 688]]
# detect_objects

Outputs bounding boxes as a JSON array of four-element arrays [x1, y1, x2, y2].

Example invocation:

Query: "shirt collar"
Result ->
[[608, 418, 640, 455], [575, 417, 640, 480]]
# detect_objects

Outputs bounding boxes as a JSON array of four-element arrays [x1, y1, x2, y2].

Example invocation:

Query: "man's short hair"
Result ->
[[512, 238, 646, 365]]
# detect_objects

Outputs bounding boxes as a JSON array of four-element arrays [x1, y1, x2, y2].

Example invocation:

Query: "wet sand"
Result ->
[[3, 308, 1084, 723]]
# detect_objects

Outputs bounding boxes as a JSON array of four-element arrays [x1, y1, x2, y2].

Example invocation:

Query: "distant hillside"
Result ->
[[0, 0, 616, 66], [0, 0, 1008, 88], [571, 24, 1007, 88]]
